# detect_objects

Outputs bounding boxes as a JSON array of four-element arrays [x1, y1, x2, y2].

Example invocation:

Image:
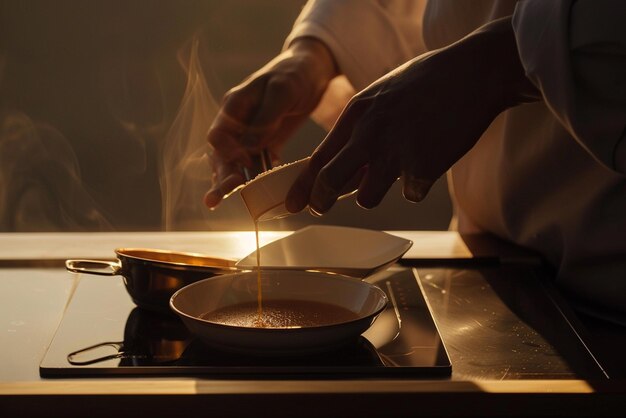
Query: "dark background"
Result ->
[[0, 0, 451, 232]]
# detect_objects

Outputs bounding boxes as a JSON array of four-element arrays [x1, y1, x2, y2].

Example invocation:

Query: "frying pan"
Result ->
[[66, 248, 238, 314], [170, 269, 388, 356]]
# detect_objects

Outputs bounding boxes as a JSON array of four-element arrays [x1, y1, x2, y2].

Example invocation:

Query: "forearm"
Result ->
[[284, 0, 426, 90], [288, 37, 340, 91], [458, 16, 540, 115]]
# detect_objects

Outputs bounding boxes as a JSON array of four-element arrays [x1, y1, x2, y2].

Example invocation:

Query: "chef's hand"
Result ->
[[204, 38, 338, 208], [286, 17, 539, 215]]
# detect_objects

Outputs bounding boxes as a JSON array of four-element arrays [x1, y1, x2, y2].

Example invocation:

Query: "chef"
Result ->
[[204, 0, 626, 323]]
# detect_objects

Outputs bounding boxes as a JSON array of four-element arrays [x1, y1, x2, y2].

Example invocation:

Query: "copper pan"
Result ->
[[66, 248, 239, 314]]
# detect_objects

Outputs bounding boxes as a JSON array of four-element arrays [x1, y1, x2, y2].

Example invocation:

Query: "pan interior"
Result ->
[[117, 248, 236, 268], [171, 270, 388, 329]]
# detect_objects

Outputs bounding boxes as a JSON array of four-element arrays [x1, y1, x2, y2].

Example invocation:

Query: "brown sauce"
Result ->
[[200, 299, 360, 328], [254, 220, 262, 323], [250, 207, 355, 328]]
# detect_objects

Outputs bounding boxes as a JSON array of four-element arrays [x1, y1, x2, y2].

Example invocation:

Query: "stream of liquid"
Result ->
[[254, 220, 264, 327], [201, 217, 359, 329]]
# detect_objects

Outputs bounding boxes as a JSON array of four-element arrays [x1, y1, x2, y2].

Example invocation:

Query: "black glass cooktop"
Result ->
[[39, 267, 452, 378]]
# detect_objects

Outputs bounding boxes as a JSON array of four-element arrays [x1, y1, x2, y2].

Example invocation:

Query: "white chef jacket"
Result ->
[[285, 0, 626, 321]]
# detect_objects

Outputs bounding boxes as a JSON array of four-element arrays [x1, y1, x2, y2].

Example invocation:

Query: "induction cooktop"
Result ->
[[39, 267, 452, 378]]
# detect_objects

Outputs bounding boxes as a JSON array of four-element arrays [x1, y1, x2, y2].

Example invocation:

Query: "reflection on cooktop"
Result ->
[[40, 267, 452, 378]]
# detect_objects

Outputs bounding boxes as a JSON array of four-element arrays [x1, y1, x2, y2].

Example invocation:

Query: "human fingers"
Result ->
[[203, 160, 246, 208], [285, 100, 366, 213], [308, 142, 370, 215], [355, 157, 401, 209], [402, 174, 434, 203], [308, 99, 389, 214], [207, 77, 268, 163], [221, 77, 265, 122], [207, 118, 252, 165]]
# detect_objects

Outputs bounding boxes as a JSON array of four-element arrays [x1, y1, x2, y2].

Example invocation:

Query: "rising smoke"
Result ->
[[0, 32, 227, 232], [0, 111, 113, 231], [160, 36, 218, 231]]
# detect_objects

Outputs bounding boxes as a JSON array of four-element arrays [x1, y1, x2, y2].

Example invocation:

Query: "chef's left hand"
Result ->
[[285, 16, 539, 215]]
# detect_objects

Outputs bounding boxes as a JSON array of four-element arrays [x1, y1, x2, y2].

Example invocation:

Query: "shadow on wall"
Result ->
[[0, 0, 451, 232]]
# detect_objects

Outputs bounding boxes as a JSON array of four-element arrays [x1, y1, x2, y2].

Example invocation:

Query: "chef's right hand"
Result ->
[[204, 37, 338, 209], [284, 17, 540, 216]]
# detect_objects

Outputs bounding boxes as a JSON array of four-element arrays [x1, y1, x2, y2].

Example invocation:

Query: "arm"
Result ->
[[205, 0, 427, 208], [284, 0, 427, 91], [513, 0, 626, 173], [204, 37, 338, 208], [286, 16, 540, 215]]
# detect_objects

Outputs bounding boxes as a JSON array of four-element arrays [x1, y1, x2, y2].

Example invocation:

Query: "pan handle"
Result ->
[[67, 341, 125, 365], [65, 259, 121, 276]]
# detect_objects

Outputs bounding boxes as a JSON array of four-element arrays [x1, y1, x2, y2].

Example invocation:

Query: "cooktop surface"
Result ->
[[40, 267, 452, 378]]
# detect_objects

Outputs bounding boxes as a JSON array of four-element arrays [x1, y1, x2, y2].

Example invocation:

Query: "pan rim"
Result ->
[[169, 269, 388, 332]]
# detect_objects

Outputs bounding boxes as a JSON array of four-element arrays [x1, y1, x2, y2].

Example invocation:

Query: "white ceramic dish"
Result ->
[[236, 225, 413, 278], [169, 269, 388, 356], [240, 157, 309, 221]]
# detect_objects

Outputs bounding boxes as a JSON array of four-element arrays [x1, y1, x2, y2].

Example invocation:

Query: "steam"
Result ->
[[159, 35, 218, 230], [0, 112, 112, 231], [0, 33, 227, 232]]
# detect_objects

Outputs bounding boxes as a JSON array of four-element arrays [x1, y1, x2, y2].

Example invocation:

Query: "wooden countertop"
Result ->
[[0, 230, 475, 264]]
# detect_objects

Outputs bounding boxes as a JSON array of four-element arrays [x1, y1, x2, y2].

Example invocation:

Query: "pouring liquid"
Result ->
[[253, 220, 265, 327], [202, 217, 361, 329]]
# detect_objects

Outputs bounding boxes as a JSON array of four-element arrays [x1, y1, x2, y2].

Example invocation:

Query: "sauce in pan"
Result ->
[[246, 178, 351, 328], [200, 299, 359, 328]]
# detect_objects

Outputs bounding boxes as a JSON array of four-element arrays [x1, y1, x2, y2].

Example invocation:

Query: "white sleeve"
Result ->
[[284, 0, 427, 90], [513, 0, 626, 173]]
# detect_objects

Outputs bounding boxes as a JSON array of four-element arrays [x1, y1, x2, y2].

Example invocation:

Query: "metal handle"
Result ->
[[67, 341, 125, 365], [65, 259, 121, 276], [243, 149, 272, 181]]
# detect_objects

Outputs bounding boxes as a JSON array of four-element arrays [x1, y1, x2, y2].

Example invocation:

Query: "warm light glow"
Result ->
[[226, 230, 290, 259]]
